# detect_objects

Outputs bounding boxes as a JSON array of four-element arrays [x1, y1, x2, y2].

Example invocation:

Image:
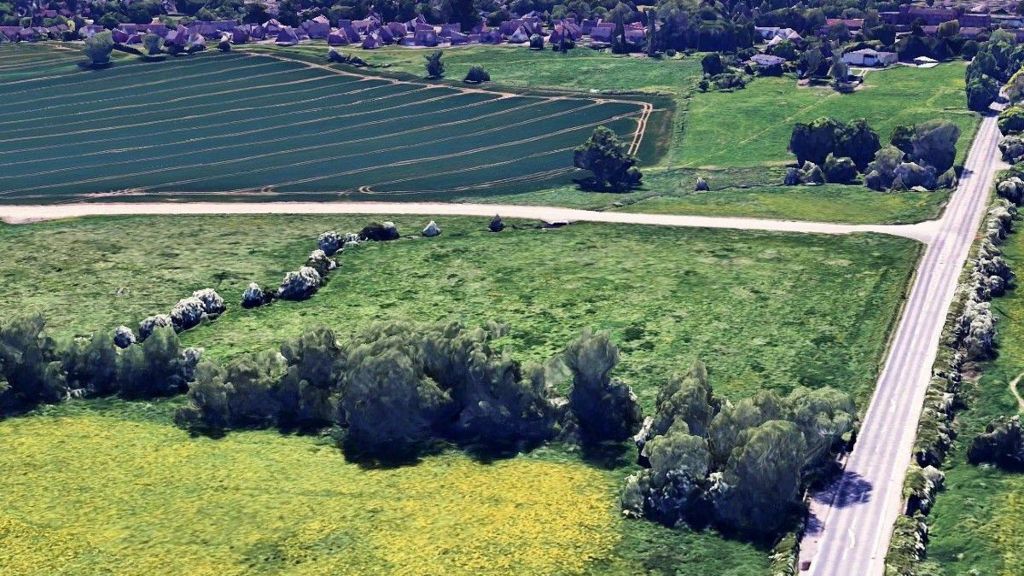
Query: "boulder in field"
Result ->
[[306, 249, 337, 277], [694, 177, 710, 191], [489, 215, 505, 232], [422, 221, 441, 237]]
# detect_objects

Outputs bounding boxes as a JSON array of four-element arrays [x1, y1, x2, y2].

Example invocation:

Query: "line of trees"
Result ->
[[0, 315, 199, 416]]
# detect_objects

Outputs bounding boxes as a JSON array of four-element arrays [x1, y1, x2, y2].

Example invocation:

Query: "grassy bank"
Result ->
[[925, 229, 1024, 576]]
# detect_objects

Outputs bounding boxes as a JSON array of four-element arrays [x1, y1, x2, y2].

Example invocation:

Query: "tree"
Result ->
[[890, 124, 915, 154], [1008, 68, 1024, 103], [0, 315, 66, 414], [835, 119, 881, 171], [798, 48, 823, 79], [117, 326, 190, 399], [828, 58, 849, 84], [642, 422, 711, 522], [564, 328, 643, 442], [573, 126, 642, 192], [277, 327, 344, 427], [713, 420, 807, 536], [83, 30, 114, 67], [424, 49, 444, 78], [967, 73, 999, 113], [864, 145, 906, 190], [701, 52, 724, 76], [650, 360, 716, 438], [62, 331, 119, 397], [142, 32, 162, 55], [341, 345, 452, 459], [789, 117, 842, 166], [910, 120, 960, 173]]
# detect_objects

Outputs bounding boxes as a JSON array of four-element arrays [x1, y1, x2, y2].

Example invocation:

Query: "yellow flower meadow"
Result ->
[[0, 412, 620, 576]]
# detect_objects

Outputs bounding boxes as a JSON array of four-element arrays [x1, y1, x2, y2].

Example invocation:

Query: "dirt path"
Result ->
[[1009, 372, 1024, 412], [0, 201, 936, 242]]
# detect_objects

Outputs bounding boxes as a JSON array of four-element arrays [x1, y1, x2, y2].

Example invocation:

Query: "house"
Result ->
[[826, 18, 864, 32], [275, 27, 299, 45], [232, 27, 249, 44], [590, 23, 615, 43], [750, 54, 785, 67], [449, 30, 469, 45], [842, 48, 898, 67], [361, 31, 383, 49], [112, 29, 129, 43], [79, 24, 104, 38], [263, 18, 283, 35], [327, 28, 350, 45], [499, 19, 523, 36], [508, 25, 530, 43], [387, 21, 407, 39], [581, 19, 597, 35], [914, 55, 939, 66], [882, 6, 958, 26], [414, 27, 438, 46], [960, 12, 992, 28], [338, 20, 360, 42], [479, 27, 502, 44], [303, 15, 330, 39], [624, 28, 646, 47]]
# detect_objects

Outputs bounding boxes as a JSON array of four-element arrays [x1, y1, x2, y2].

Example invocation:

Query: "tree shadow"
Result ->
[[579, 440, 633, 470], [812, 470, 874, 509]]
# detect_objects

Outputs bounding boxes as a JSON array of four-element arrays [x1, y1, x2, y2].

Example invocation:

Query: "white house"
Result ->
[[842, 48, 898, 67]]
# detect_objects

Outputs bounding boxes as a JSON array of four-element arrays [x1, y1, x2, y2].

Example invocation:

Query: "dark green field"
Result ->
[[0, 49, 646, 201]]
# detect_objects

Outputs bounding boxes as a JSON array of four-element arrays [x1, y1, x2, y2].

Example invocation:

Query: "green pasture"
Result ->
[[0, 42, 115, 80], [0, 214, 918, 408], [0, 50, 643, 201], [681, 63, 978, 169], [924, 230, 1024, 576]]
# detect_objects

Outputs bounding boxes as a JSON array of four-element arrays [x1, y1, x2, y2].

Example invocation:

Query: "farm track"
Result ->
[[0, 201, 935, 242]]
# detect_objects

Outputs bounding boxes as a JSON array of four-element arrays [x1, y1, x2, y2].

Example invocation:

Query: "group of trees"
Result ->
[[967, 31, 1024, 112], [788, 117, 960, 191], [176, 323, 645, 459], [620, 361, 856, 537], [0, 315, 197, 416], [423, 50, 490, 83]]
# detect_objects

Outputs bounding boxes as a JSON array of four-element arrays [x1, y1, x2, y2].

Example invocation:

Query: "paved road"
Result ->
[[799, 114, 1005, 576], [0, 201, 936, 241]]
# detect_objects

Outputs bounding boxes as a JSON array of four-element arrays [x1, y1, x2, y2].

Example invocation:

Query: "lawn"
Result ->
[[0, 48, 644, 201], [0, 399, 771, 576], [0, 214, 918, 408], [923, 229, 1024, 576], [680, 63, 978, 169]]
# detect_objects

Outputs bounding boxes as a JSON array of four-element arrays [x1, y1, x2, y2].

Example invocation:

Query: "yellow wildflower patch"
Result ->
[[0, 413, 619, 575]]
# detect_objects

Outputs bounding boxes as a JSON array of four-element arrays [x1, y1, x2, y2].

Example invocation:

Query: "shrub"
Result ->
[[999, 107, 1024, 135], [277, 266, 322, 301], [192, 288, 226, 316], [968, 415, 1024, 469], [823, 154, 858, 183], [83, 30, 114, 67], [1000, 135, 1024, 163], [170, 296, 206, 331], [464, 65, 490, 83], [564, 328, 643, 442], [701, 53, 724, 76], [359, 221, 400, 241], [277, 326, 345, 427]]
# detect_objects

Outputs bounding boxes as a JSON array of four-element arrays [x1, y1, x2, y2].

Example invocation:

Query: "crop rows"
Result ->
[[0, 50, 646, 200]]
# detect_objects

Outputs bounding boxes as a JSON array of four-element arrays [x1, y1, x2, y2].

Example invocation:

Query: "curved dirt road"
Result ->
[[0, 201, 937, 242]]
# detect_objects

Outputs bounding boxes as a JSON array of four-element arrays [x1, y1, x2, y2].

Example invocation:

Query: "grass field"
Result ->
[[0, 48, 645, 202], [0, 399, 771, 576], [923, 230, 1024, 576], [680, 63, 978, 169], [0, 214, 918, 407]]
